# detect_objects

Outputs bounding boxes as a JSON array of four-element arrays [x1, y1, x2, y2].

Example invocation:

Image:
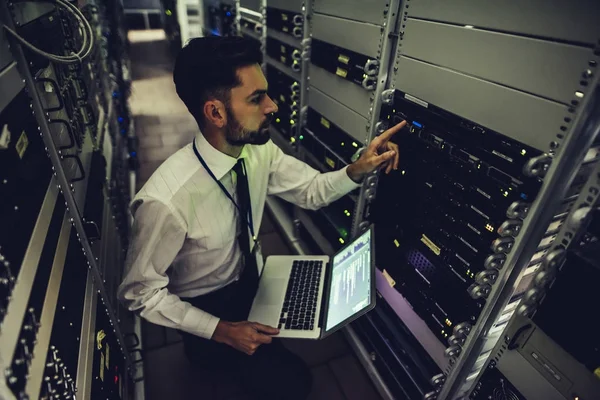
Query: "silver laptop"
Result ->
[[248, 225, 376, 339]]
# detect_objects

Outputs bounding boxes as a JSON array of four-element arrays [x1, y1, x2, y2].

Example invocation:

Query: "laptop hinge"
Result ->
[[318, 262, 331, 328]]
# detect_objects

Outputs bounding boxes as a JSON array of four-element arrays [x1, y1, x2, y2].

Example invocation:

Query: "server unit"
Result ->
[[265, 5, 302, 40], [370, 92, 546, 344]]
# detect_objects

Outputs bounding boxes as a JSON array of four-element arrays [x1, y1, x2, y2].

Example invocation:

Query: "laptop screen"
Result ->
[[324, 227, 374, 332]]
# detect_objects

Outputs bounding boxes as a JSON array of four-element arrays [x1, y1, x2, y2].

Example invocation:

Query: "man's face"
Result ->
[[224, 64, 278, 146]]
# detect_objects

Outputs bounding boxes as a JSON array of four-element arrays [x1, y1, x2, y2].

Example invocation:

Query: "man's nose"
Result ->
[[264, 95, 278, 114]]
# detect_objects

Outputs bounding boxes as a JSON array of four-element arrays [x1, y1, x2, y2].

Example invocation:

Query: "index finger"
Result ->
[[253, 322, 279, 335], [371, 120, 406, 148]]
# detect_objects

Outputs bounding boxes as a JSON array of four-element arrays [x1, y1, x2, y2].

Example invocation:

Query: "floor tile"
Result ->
[[142, 123, 179, 137], [329, 355, 381, 400], [138, 135, 163, 149]]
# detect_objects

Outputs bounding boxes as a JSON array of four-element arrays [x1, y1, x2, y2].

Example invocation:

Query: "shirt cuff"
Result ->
[[331, 165, 362, 194], [180, 304, 221, 340]]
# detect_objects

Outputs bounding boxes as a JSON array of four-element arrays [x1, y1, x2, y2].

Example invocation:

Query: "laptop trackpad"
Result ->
[[255, 278, 287, 306]]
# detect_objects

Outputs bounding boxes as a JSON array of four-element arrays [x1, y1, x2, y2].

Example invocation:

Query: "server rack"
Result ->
[[261, 1, 421, 399], [260, 1, 600, 400], [0, 1, 140, 399], [351, 1, 600, 399]]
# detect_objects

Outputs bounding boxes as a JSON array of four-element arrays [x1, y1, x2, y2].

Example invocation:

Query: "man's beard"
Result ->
[[225, 107, 271, 146]]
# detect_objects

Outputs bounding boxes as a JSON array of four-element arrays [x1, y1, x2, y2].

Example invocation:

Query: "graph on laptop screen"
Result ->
[[325, 229, 372, 331]]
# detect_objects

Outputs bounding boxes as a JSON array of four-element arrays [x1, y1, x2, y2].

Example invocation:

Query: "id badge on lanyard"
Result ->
[[192, 140, 264, 273], [252, 240, 264, 274]]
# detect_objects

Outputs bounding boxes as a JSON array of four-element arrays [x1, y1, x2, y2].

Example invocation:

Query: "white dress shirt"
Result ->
[[117, 131, 361, 340]]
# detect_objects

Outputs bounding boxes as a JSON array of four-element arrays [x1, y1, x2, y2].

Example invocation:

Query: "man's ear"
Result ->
[[203, 99, 227, 128]]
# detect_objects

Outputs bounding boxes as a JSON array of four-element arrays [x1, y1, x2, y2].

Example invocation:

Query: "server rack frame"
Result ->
[[0, 3, 136, 399], [349, 1, 600, 398]]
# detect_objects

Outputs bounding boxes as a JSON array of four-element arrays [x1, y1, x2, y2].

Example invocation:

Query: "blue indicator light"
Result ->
[[520, 193, 528, 200], [226, 12, 231, 16], [131, 151, 137, 156], [412, 121, 422, 128], [118, 117, 124, 123]]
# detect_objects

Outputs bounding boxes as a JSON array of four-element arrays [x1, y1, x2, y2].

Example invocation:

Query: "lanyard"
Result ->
[[192, 139, 256, 240]]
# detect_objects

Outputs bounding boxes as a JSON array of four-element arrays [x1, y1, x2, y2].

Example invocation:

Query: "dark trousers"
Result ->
[[179, 277, 313, 400]]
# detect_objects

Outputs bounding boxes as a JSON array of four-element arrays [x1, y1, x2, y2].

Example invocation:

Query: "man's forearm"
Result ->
[[346, 163, 367, 183]]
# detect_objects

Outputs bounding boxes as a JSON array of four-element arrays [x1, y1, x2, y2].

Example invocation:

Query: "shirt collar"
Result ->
[[194, 131, 249, 180]]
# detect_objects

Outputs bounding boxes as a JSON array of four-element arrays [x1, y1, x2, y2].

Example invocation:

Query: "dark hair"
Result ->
[[173, 36, 263, 127]]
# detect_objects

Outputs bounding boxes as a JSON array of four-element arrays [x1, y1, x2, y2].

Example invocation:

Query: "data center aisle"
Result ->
[[127, 30, 382, 400]]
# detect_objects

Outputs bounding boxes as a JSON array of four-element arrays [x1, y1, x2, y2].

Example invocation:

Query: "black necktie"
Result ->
[[232, 159, 259, 288]]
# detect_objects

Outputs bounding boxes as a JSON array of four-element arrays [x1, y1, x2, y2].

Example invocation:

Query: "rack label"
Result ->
[[320, 117, 330, 129], [105, 342, 110, 371], [325, 157, 335, 168], [492, 150, 514, 163], [382, 269, 396, 287], [421, 234, 441, 256], [470, 205, 490, 220], [16, 131, 28, 159], [335, 67, 348, 78], [96, 329, 106, 349], [100, 353, 105, 382], [404, 93, 429, 108], [475, 187, 491, 199], [337, 54, 349, 64]]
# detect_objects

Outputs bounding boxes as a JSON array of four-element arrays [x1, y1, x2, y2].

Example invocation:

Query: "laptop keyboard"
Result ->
[[279, 260, 323, 331]]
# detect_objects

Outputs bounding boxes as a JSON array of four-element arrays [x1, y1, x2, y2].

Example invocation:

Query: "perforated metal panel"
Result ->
[[312, 14, 382, 58], [308, 86, 368, 143], [408, 0, 600, 45], [395, 57, 568, 152], [309, 64, 372, 118], [313, 0, 388, 26], [401, 19, 592, 105]]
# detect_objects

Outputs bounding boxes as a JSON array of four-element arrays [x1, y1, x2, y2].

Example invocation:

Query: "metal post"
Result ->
[[351, 0, 402, 237]]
